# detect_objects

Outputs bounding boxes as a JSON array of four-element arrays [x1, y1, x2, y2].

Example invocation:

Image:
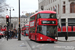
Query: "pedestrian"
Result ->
[[4, 30, 8, 38], [15, 29, 17, 38], [13, 29, 17, 38], [9, 30, 12, 39], [24, 30, 26, 36], [11, 30, 15, 38]]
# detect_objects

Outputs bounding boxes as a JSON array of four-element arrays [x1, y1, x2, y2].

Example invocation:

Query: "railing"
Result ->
[[57, 26, 75, 32]]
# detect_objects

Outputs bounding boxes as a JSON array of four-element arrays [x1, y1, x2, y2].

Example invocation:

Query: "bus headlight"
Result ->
[[40, 37, 42, 39], [55, 37, 57, 39]]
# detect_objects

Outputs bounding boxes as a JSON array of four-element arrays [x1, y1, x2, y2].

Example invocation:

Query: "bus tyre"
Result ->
[[30, 39, 32, 41], [0, 36, 1, 39], [30, 36, 32, 41]]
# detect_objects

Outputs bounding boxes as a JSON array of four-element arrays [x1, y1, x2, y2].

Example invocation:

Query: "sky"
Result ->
[[5, 0, 38, 17]]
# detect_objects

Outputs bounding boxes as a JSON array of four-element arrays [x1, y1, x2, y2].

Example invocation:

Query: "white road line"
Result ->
[[45, 44, 48, 45], [32, 46, 35, 48], [36, 45, 40, 47], [41, 44, 45, 46], [22, 43, 25, 44]]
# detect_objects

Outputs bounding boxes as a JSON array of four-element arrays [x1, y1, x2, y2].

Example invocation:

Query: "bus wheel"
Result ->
[[30, 36, 32, 41], [0, 36, 1, 39], [30, 39, 32, 41]]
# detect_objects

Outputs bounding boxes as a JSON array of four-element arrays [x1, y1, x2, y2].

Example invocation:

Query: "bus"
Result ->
[[29, 10, 58, 42], [22, 25, 29, 36], [21, 26, 25, 35], [25, 25, 29, 36]]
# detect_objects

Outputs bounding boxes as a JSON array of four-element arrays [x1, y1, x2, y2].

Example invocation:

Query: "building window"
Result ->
[[55, 5, 57, 12], [61, 19, 66, 26], [70, 2, 75, 13], [63, 6, 65, 13], [51, 0, 52, 3], [58, 4, 59, 14], [49, 0, 50, 4], [63, 1, 65, 4], [53, 6, 54, 11], [51, 7, 52, 10]]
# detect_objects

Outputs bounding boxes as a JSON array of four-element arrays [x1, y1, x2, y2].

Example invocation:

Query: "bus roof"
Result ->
[[30, 10, 56, 17]]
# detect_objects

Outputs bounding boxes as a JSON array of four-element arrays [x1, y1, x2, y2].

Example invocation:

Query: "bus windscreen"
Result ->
[[37, 25, 57, 37], [38, 13, 56, 18], [25, 26, 29, 27]]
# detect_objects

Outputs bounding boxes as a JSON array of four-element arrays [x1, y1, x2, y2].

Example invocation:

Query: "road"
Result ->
[[0, 36, 75, 50], [25, 36, 75, 50]]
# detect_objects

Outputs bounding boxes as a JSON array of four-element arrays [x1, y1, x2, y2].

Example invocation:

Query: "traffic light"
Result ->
[[6, 15, 9, 26]]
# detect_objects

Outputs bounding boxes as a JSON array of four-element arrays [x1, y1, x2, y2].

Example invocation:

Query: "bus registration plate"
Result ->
[[47, 39, 51, 41]]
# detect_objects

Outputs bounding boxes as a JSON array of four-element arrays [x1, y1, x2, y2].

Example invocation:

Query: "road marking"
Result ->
[[22, 43, 24, 44], [36, 45, 40, 47], [45, 44, 48, 45], [32, 46, 35, 48], [54, 45, 75, 50], [41, 44, 44, 46], [25, 40, 32, 50]]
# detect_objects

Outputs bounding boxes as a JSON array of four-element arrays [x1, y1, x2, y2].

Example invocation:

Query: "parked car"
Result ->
[[0, 31, 4, 37]]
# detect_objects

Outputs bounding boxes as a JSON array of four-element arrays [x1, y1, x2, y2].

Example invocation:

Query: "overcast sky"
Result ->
[[5, 0, 38, 17]]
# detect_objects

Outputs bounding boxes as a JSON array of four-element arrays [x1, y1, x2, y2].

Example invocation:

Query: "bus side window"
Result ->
[[37, 26, 39, 33], [50, 14, 56, 18], [50, 14, 53, 18], [37, 14, 39, 19]]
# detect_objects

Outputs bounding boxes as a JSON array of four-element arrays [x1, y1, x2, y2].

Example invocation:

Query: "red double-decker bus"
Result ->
[[25, 25, 29, 36], [22, 25, 29, 36], [29, 10, 58, 42]]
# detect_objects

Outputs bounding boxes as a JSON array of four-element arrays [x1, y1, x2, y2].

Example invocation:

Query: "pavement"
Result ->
[[0, 35, 31, 50]]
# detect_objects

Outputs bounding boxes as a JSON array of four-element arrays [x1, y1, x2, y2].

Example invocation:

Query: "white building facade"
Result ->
[[38, 0, 75, 29]]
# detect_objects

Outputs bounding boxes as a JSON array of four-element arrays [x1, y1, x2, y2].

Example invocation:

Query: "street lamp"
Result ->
[[6, 7, 14, 30], [18, 0, 21, 40]]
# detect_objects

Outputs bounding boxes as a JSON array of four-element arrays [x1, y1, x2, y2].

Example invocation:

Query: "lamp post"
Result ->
[[6, 7, 14, 30], [18, 0, 21, 40]]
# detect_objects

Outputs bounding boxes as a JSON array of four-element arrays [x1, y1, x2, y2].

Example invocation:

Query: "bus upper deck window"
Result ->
[[50, 14, 56, 18]]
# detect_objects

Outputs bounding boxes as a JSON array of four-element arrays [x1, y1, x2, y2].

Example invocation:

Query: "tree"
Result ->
[[0, 0, 9, 17]]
